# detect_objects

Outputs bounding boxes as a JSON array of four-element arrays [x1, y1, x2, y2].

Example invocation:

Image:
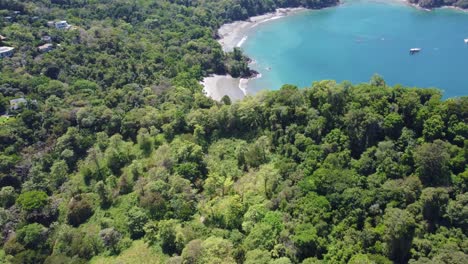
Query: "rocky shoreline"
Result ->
[[201, 7, 309, 101]]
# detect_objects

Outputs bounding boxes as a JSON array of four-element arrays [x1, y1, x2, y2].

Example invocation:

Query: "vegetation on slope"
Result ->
[[0, 1, 466, 264]]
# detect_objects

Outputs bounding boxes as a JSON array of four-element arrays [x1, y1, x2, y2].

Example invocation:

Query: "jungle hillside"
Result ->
[[0, 1, 467, 264]]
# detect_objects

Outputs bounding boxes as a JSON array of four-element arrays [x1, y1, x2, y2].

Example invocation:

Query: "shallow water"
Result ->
[[242, 0, 468, 98]]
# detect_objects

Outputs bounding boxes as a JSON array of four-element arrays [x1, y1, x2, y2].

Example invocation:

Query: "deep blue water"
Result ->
[[243, 0, 468, 98]]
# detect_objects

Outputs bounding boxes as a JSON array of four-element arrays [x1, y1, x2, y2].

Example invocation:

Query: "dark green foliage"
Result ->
[[383, 112, 404, 139], [383, 208, 416, 263], [127, 206, 149, 239], [292, 223, 321, 259], [95, 181, 111, 208], [16, 223, 46, 249], [419, 187, 449, 230], [144, 219, 184, 255], [446, 193, 468, 230], [414, 140, 451, 186], [6, 223, 50, 264], [99, 228, 122, 254], [221, 95, 232, 105], [0, 186, 16, 207], [67, 195, 94, 227], [52, 226, 101, 261], [0, 0, 466, 263]]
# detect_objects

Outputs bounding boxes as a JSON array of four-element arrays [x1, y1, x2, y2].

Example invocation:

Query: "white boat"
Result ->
[[409, 48, 421, 54], [464, 38, 468, 44]]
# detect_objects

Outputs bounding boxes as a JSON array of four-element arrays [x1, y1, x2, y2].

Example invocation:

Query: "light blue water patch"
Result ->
[[242, 0, 468, 98]]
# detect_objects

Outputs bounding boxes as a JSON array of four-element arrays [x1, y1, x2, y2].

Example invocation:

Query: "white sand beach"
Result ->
[[201, 75, 245, 101], [218, 7, 306, 52], [202, 8, 307, 101]]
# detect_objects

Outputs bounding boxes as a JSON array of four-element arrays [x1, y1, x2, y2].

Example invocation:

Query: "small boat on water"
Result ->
[[464, 38, 468, 44], [409, 48, 421, 55]]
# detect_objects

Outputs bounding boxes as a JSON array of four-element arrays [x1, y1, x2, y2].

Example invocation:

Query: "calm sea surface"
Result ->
[[242, 0, 468, 98]]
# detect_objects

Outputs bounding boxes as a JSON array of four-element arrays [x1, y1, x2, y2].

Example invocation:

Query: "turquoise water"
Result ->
[[243, 0, 468, 98]]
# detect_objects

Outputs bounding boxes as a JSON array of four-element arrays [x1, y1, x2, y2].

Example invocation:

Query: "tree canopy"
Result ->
[[0, 0, 466, 264]]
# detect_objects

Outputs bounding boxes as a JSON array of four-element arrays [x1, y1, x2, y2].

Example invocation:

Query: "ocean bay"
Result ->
[[242, 0, 468, 98]]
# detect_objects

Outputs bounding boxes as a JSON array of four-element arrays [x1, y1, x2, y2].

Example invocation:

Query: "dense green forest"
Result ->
[[0, 0, 467, 263]]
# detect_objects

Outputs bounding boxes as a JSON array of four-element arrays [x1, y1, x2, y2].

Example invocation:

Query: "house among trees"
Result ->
[[9, 98, 27, 110], [55, 21, 71, 30], [41, 35, 52, 43], [0, 35, 6, 46], [0, 47, 14, 58], [38, 43, 53, 53]]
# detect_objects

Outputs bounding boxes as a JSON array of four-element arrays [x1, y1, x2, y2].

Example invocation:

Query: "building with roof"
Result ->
[[10, 98, 27, 110], [38, 43, 53, 53], [41, 35, 52, 42], [55, 21, 71, 30], [0, 47, 14, 58]]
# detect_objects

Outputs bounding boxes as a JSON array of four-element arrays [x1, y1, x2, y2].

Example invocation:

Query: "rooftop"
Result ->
[[10, 98, 27, 104], [0, 47, 14, 53], [38, 43, 53, 50]]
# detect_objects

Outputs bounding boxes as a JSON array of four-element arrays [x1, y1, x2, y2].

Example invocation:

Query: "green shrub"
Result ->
[[16, 191, 48, 211], [16, 223, 46, 249]]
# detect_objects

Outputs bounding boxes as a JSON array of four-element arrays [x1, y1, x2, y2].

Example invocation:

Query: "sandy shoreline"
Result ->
[[201, 75, 245, 101], [202, 7, 307, 101], [218, 7, 307, 52], [201, 1, 466, 101]]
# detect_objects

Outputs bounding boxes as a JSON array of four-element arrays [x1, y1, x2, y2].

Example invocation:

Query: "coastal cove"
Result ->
[[203, 0, 468, 100]]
